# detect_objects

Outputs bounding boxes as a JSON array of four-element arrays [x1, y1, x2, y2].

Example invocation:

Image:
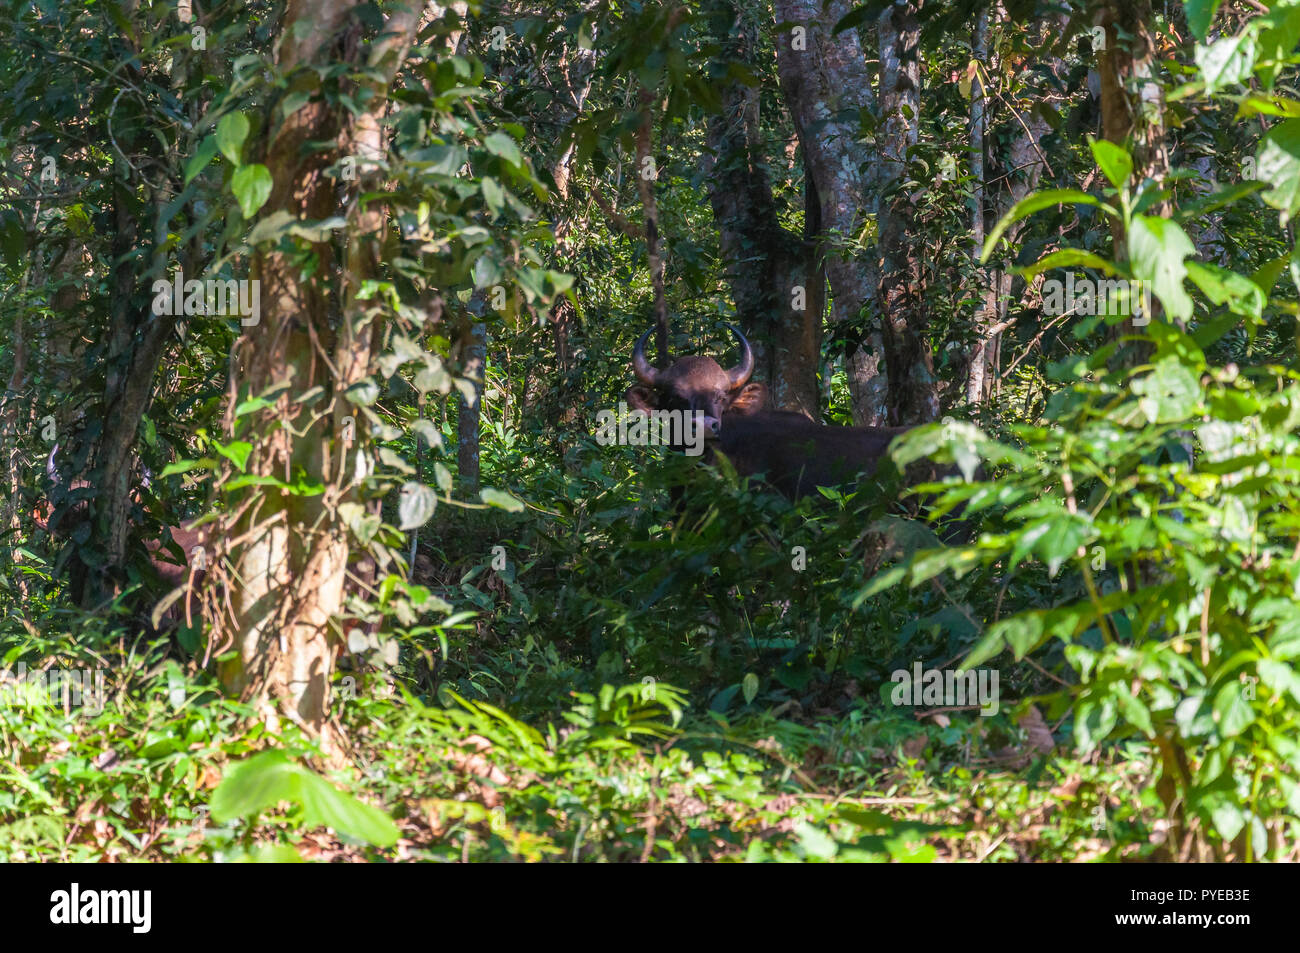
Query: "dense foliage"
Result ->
[[1, 0, 1299, 864]]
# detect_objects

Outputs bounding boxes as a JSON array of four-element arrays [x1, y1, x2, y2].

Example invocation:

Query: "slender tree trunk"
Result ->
[[966, 9, 996, 408], [458, 320, 487, 496], [985, 7, 1065, 399], [635, 90, 671, 368], [877, 1, 937, 424]]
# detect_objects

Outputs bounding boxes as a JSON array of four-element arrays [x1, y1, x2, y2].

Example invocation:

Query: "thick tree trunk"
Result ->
[[706, 7, 821, 417], [219, 0, 419, 744], [773, 0, 878, 423]]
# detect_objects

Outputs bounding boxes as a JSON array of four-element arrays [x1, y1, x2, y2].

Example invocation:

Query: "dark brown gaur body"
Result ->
[[625, 326, 974, 536]]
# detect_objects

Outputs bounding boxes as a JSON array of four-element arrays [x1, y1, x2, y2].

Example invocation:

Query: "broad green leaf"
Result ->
[[215, 440, 253, 472], [1128, 215, 1195, 322], [481, 487, 524, 512], [410, 418, 444, 450], [397, 482, 437, 530], [981, 189, 1112, 262], [1257, 118, 1300, 222], [481, 176, 504, 215], [1132, 358, 1201, 424], [1186, 261, 1264, 321], [1212, 680, 1254, 737], [433, 462, 452, 493], [1257, 658, 1300, 704], [1185, 0, 1221, 41], [1194, 33, 1258, 93], [159, 457, 218, 478], [1017, 248, 1117, 280], [185, 135, 218, 185], [211, 750, 399, 847], [1089, 137, 1132, 189], [483, 131, 523, 168], [232, 163, 273, 218], [345, 378, 380, 406], [216, 112, 250, 165], [1236, 93, 1300, 119]]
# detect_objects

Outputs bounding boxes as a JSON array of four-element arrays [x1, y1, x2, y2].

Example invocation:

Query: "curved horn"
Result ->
[[46, 443, 61, 486], [725, 323, 755, 388], [632, 328, 660, 386]]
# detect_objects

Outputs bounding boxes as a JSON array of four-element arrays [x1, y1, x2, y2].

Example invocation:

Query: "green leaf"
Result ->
[[411, 418, 444, 450], [211, 750, 399, 847], [1031, 515, 1092, 577], [339, 502, 381, 544], [981, 189, 1112, 262], [345, 378, 380, 406], [433, 462, 452, 493], [215, 440, 253, 473], [1199, 788, 1245, 842], [1257, 658, 1300, 704], [234, 396, 276, 418], [216, 112, 250, 166], [1258, 119, 1300, 223], [185, 135, 218, 185], [1017, 248, 1117, 280], [1113, 686, 1154, 738], [1212, 680, 1254, 738], [483, 131, 523, 168], [159, 457, 218, 478], [1089, 137, 1132, 190], [1185, 261, 1264, 321], [481, 176, 504, 215], [398, 482, 437, 530], [1131, 358, 1202, 424], [1128, 215, 1195, 322], [1194, 33, 1258, 94], [741, 672, 759, 704], [480, 488, 524, 512], [1185, 0, 1221, 41], [232, 164, 273, 218]]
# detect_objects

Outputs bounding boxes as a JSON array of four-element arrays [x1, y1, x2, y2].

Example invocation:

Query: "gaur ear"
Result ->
[[624, 385, 659, 414], [727, 382, 767, 415]]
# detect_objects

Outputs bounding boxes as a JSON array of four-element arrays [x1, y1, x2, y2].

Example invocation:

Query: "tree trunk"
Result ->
[[984, 8, 1066, 402], [706, 3, 822, 418], [636, 89, 671, 369], [1096, 0, 1169, 348], [458, 320, 487, 496], [89, 170, 177, 605], [773, 0, 879, 423], [218, 0, 419, 745], [966, 9, 996, 408], [877, 1, 937, 424]]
